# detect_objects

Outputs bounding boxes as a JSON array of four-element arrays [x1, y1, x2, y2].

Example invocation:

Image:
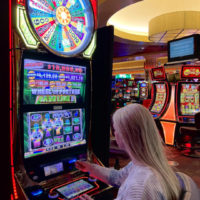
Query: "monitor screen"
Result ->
[[168, 34, 200, 62], [23, 108, 86, 159], [150, 84, 167, 113], [23, 58, 87, 105], [180, 84, 200, 116], [56, 179, 94, 199], [170, 37, 194, 59]]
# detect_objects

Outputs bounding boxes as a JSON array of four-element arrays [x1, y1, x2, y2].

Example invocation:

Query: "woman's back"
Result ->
[[114, 164, 200, 200]]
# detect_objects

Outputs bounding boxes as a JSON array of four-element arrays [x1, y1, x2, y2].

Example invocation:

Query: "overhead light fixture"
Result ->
[[149, 11, 200, 43]]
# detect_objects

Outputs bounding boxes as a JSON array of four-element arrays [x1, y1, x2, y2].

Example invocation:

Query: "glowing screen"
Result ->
[[24, 108, 86, 158], [151, 84, 166, 113], [180, 84, 200, 116], [23, 58, 86, 105], [169, 37, 194, 59], [56, 179, 94, 199]]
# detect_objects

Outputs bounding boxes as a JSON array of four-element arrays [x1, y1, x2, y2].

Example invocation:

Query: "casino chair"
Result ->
[[178, 112, 200, 158]]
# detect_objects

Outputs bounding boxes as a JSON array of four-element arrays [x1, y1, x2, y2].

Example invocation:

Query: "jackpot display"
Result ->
[[150, 84, 166, 113], [24, 108, 86, 158], [23, 58, 86, 105], [26, 0, 94, 56], [180, 83, 200, 115]]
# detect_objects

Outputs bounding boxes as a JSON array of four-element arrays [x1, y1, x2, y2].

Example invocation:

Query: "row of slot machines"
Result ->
[[111, 78, 149, 112], [110, 66, 200, 146], [149, 66, 200, 146]]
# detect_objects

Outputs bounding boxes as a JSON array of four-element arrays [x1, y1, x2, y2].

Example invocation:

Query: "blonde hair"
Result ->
[[112, 103, 181, 200]]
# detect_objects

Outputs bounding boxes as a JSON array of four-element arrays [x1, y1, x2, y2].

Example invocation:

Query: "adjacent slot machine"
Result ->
[[176, 65, 200, 123], [138, 81, 148, 100], [149, 67, 170, 119]]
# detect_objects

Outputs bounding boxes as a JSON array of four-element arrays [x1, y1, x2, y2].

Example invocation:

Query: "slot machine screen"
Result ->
[[150, 84, 167, 113], [23, 108, 86, 159], [23, 58, 86, 105], [56, 179, 95, 199], [179, 83, 200, 116]]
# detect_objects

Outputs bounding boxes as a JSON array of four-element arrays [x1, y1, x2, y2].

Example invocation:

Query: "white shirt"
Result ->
[[92, 162, 200, 200]]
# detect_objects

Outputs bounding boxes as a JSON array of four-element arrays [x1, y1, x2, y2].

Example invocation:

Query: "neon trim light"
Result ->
[[16, 6, 39, 49], [83, 31, 96, 58], [10, 0, 19, 199], [161, 85, 176, 121], [160, 121, 176, 145]]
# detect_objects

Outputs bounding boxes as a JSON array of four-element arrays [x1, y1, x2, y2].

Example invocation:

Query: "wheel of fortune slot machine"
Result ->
[[10, 1, 115, 199]]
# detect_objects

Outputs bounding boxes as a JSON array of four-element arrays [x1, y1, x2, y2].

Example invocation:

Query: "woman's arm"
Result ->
[[75, 161, 133, 187]]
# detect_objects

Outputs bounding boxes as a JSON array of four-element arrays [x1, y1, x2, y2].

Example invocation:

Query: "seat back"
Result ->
[[194, 112, 200, 129]]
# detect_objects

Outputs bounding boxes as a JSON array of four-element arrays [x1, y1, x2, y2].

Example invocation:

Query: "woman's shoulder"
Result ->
[[126, 165, 157, 185], [116, 166, 163, 200]]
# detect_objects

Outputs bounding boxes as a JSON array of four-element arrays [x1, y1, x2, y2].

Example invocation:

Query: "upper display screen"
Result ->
[[180, 84, 200, 116], [23, 58, 86, 105], [26, 0, 94, 57], [150, 84, 166, 113]]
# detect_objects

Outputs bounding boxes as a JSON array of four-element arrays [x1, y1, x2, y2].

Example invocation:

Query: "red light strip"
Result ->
[[90, 0, 97, 29], [9, 0, 18, 199]]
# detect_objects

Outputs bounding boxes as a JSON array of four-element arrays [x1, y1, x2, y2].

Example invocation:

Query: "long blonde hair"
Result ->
[[112, 103, 181, 200]]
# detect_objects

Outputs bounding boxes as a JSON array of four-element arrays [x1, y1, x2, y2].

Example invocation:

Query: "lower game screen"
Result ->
[[180, 84, 200, 115], [150, 84, 166, 113], [24, 108, 86, 158], [56, 179, 94, 199]]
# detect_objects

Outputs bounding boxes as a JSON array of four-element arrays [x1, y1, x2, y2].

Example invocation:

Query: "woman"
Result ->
[[76, 104, 199, 200]]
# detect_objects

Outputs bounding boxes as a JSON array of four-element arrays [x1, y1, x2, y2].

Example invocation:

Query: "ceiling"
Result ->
[[107, 0, 200, 41], [98, 0, 200, 58]]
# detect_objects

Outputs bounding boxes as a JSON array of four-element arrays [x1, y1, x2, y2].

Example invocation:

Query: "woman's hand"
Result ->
[[79, 194, 94, 200], [75, 160, 94, 173]]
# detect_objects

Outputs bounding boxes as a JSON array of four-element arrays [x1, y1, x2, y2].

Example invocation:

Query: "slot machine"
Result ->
[[138, 81, 149, 100], [176, 65, 200, 123], [11, 0, 114, 199], [149, 67, 170, 120], [175, 65, 200, 148], [148, 67, 173, 144]]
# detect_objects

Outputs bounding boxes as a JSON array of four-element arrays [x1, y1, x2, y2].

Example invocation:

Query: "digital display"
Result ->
[[44, 162, 64, 177], [24, 108, 86, 158], [180, 84, 200, 116], [23, 59, 86, 105], [169, 37, 194, 59], [139, 83, 148, 99], [56, 179, 94, 199], [26, 0, 94, 57], [150, 84, 166, 113]]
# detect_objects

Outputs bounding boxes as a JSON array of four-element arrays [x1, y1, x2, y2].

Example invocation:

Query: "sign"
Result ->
[[115, 74, 132, 79], [181, 65, 200, 78], [151, 67, 166, 80]]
